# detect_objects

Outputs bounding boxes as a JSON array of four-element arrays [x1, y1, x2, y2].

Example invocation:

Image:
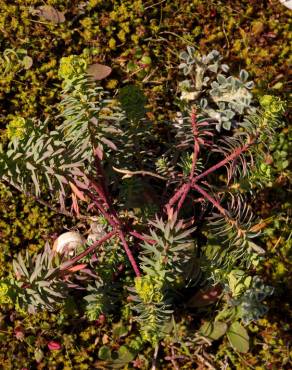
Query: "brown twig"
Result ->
[[112, 166, 167, 181]]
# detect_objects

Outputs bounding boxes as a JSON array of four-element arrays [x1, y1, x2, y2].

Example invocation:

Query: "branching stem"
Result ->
[[192, 140, 254, 184], [192, 184, 227, 217], [84, 153, 141, 277]]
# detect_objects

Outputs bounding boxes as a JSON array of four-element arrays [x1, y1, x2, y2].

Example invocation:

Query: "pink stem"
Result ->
[[60, 230, 116, 271], [192, 141, 253, 184], [87, 162, 141, 277], [85, 190, 118, 228], [176, 183, 191, 213], [166, 183, 188, 209], [190, 110, 200, 179], [129, 231, 156, 245], [192, 183, 227, 217], [172, 110, 201, 214], [118, 230, 141, 277], [166, 138, 254, 214]]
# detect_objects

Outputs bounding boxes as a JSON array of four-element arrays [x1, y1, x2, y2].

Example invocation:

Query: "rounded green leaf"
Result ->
[[200, 321, 228, 340], [117, 345, 135, 362], [227, 321, 249, 353], [112, 323, 129, 339], [98, 345, 112, 360], [34, 348, 44, 363]]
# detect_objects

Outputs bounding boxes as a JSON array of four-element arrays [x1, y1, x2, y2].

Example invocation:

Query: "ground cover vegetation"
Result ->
[[0, 1, 291, 369]]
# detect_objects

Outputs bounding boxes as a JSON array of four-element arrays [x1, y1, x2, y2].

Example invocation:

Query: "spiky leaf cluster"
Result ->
[[58, 73, 125, 164], [139, 215, 198, 283], [84, 278, 119, 321], [130, 214, 199, 343], [0, 119, 88, 206], [202, 196, 265, 283], [0, 56, 125, 208], [130, 275, 173, 344], [12, 244, 68, 313]]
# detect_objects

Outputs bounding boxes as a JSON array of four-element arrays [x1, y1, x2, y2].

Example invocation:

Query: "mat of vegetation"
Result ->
[[0, 1, 291, 369]]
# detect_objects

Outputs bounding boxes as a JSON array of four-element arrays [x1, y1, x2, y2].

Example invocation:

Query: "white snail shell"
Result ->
[[53, 231, 85, 255], [279, 0, 292, 9]]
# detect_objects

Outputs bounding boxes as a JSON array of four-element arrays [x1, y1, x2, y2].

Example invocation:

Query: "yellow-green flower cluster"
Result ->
[[0, 281, 12, 304], [58, 55, 88, 81], [260, 95, 286, 116], [140, 314, 160, 344], [6, 116, 26, 140], [134, 276, 163, 304]]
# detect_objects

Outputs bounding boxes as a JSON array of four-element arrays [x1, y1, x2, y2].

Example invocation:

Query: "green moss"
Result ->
[[0, 183, 62, 276]]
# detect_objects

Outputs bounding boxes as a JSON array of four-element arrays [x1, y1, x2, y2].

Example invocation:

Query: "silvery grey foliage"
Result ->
[[178, 48, 255, 131], [231, 276, 274, 324]]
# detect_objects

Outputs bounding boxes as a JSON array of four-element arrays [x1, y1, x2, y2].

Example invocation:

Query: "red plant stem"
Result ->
[[190, 109, 200, 179], [192, 141, 253, 184], [88, 176, 123, 228], [85, 154, 142, 277], [129, 231, 156, 245], [60, 230, 116, 271], [167, 139, 254, 213], [192, 183, 227, 217], [166, 183, 188, 209], [176, 183, 191, 213], [94, 153, 111, 201], [87, 190, 141, 276], [89, 178, 109, 207], [118, 230, 141, 277], [176, 109, 200, 214]]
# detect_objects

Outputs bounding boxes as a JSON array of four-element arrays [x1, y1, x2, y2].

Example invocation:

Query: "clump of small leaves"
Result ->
[[178, 48, 255, 130], [0, 50, 287, 361]]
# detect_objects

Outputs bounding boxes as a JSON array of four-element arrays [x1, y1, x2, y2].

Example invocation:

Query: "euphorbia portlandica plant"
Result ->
[[0, 50, 285, 351]]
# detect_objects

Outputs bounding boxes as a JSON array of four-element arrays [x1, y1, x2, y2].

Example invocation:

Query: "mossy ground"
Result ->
[[0, 0, 291, 368]]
